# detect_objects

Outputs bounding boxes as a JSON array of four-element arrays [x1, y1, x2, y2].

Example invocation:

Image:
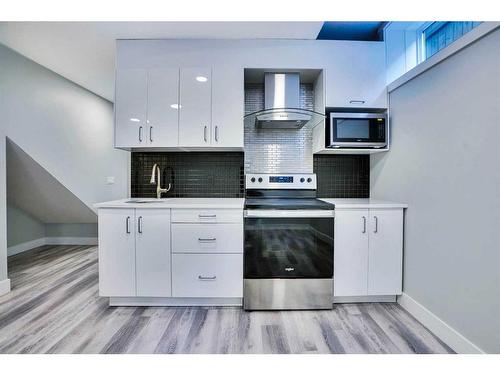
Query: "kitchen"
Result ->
[[0, 9, 498, 371]]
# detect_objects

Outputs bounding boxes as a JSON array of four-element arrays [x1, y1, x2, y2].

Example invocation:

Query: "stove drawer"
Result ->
[[172, 223, 243, 254], [172, 209, 243, 223], [172, 254, 243, 298]]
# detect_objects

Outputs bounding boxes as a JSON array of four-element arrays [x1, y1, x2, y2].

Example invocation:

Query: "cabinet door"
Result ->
[[179, 67, 212, 147], [115, 69, 148, 148], [334, 209, 369, 296], [326, 43, 387, 108], [211, 67, 244, 148], [135, 209, 172, 297], [147, 68, 179, 147], [368, 209, 403, 295], [98, 209, 136, 297]]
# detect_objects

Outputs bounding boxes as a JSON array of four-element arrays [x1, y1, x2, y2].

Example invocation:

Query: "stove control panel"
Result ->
[[246, 174, 317, 190]]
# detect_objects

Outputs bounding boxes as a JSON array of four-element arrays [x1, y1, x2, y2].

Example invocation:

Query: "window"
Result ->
[[421, 22, 482, 59]]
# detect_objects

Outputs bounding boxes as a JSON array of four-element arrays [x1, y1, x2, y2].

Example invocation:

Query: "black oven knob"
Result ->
[[300, 177, 305, 183], [307, 177, 312, 183], [258, 177, 263, 183], [250, 177, 256, 183]]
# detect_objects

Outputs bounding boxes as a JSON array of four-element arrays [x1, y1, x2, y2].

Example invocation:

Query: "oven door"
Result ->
[[244, 210, 334, 279], [328, 112, 387, 148]]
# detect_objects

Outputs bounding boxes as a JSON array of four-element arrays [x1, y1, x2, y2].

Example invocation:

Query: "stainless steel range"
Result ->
[[243, 173, 335, 310]]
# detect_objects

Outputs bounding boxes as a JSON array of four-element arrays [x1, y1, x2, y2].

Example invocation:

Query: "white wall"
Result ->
[[0, 134, 7, 283], [7, 204, 45, 247], [0, 43, 129, 213], [371, 29, 500, 353], [0, 43, 129, 285]]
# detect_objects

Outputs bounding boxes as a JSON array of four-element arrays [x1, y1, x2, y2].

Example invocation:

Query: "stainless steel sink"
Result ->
[[125, 199, 170, 204]]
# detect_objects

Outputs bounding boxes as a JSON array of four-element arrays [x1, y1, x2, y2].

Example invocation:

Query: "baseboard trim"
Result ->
[[0, 278, 11, 296], [109, 297, 243, 307], [397, 293, 485, 354], [7, 238, 46, 256], [8, 237, 98, 256], [45, 237, 98, 246], [334, 295, 397, 303]]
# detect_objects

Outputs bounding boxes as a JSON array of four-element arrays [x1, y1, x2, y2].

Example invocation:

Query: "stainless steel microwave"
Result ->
[[327, 112, 387, 148]]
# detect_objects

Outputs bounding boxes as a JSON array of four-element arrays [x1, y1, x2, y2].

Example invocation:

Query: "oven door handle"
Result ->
[[244, 210, 335, 218]]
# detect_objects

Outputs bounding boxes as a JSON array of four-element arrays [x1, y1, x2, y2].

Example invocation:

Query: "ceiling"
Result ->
[[0, 22, 385, 102]]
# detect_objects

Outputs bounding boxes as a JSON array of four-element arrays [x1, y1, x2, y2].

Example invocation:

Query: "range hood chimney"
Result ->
[[247, 72, 324, 130]]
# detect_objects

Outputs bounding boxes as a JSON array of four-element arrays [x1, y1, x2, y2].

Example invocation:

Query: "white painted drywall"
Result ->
[[7, 139, 97, 224], [0, 43, 129, 281], [7, 204, 45, 247], [0, 134, 7, 282], [0, 43, 128, 213], [371, 29, 500, 353]]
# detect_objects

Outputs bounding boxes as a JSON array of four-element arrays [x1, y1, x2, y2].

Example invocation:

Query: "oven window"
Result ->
[[337, 119, 370, 139], [244, 218, 334, 279]]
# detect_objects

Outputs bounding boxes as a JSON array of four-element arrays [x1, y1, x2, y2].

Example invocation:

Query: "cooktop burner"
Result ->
[[244, 198, 334, 210], [244, 173, 334, 211]]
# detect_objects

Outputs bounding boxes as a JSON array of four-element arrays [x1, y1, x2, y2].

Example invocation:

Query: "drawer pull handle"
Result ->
[[198, 275, 217, 281], [198, 238, 216, 242], [349, 100, 366, 104], [198, 214, 217, 218]]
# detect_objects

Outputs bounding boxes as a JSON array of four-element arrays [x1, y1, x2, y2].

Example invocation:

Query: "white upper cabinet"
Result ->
[[115, 69, 148, 148], [178, 67, 213, 147], [368, 209, 403, 295], [326, 43, 387, 108], [212, 67, 244, 148], [147, 68, 180, 147]]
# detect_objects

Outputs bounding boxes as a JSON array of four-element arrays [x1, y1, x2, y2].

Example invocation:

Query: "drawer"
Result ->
[[172, 254, 243, 298], [172, 223, 243, 254], [171, 209, 242, 223]]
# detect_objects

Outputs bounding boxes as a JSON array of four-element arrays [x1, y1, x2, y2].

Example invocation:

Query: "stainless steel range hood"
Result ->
[[245, 73, 324, 130]]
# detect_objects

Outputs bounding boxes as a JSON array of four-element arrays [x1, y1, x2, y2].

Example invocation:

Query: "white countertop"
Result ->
[[320, 198, 408, 209], [94, 198, 245, 209]]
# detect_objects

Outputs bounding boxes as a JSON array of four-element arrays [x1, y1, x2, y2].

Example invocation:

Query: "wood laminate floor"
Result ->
[[0, 245, 454, 354]]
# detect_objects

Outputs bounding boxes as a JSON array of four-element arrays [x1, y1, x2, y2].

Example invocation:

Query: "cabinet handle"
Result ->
[[215, 126, 219, 142], [374, 216, 378, 233], [138, 126, 143, 142], [198, 214, 217, 218], [349, 100, 366, 104], [198, 238, 216, 242], [203, 126, 207, 142], [138, 216, 143, 234], [362, 216, 366, 233], [126, 216, 131, 234], [149, 126, 153, 142], [198, 275, 217, 281]]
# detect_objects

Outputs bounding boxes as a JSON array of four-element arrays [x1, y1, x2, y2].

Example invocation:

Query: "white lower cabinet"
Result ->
[[135, 209, 172, 297], [99, 207, 243, 302], [98, 208, 136, 297], [334, 208, 403, 297], [172, 254, 243, 298], [171, 223, 243, 254], [98, 208, 172, 297]]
